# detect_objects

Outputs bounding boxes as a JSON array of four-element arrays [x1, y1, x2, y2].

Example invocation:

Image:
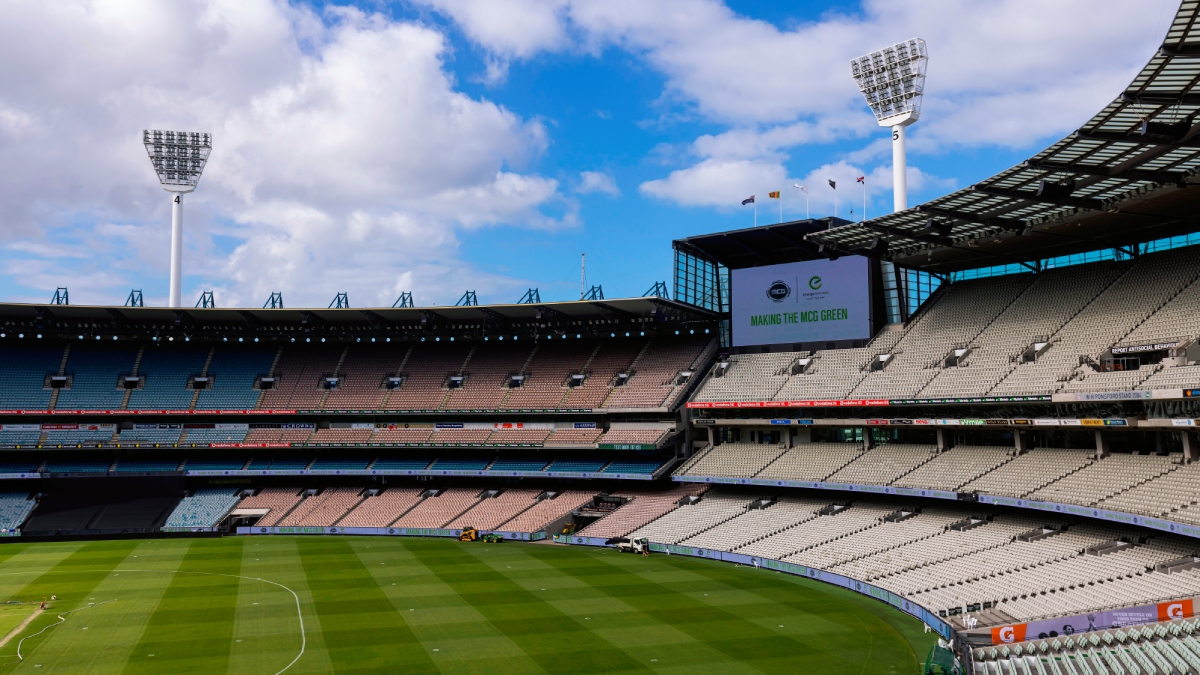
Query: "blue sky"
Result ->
[[0, 0, 1178, 308]]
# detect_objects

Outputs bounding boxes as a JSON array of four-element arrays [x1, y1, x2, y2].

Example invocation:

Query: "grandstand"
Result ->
[[7, 3, 1200, 667]]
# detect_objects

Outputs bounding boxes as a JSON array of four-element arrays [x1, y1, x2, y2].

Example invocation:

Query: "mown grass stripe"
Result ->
[[120, 537, 245, 675], [405, 539, 654, 675], [348, 537, 552, 675], [1, 540, 144, 664], [459, 543, 767, 675], [585, 548, 924, 674], [227, 537, 323, 675], [296, 536, 439, 675], [7, 539, 194, 674]]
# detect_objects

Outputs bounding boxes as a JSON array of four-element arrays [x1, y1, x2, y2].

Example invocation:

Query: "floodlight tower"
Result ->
[[143, 130, 212, 307], [850, 39, 927, 212]]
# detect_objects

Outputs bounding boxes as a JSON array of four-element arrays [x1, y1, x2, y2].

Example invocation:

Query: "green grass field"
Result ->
[[0, 537, 936, 673]]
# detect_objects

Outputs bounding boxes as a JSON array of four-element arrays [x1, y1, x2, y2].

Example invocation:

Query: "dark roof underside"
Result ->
[[807, 0, 1200, 274]]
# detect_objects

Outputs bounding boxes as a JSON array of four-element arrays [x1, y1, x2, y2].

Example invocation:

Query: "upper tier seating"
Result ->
[[384, 343, 470, 411], [501, 341, 592, 409], [442, 343, 532, 411], [0, 347, 61, 409], [677, 443, 787, 478], [559, 341, 641, 409], [55, 345, 137, 410], [690, 246, 1200, 402], [321, 345, 406, 410], [195, 347, 276, 410], [603, 337, 714, 409], [595, 428, 667, 446], [126, 347, 208, 410], [260, 345, 343, 410], [544, 428, 603, 445], [1025, 452, 1176, 506]]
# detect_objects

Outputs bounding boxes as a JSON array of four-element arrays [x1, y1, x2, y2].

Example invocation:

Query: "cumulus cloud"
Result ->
[[0, 0, 560, 307], [422, 0, 1169, 211], [577, 171, 620, 197]]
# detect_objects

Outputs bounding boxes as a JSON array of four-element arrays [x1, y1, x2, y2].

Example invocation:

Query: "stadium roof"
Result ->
[[808, 0, 1200, 274], [673, 217, 853, 270], [0, 297, 717, 339]]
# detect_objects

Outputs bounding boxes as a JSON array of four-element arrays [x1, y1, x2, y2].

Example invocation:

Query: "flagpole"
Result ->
[[754, 199, 757, 227], [779, 192, 783, 224], [863, 179, 867, 222]]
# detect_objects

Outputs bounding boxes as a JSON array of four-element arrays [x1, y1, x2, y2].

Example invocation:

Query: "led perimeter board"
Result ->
[[731, 257, 873, 348]]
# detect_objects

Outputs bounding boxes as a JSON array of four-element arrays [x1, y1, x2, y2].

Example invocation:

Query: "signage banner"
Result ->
[[991, 598, 1195, 644], [687, 399, 889, 409], [731, 257, 872, 347], [1, 424, 40, 432], [1111, 341, 1182, 355], [976, 494, 1200, 539]]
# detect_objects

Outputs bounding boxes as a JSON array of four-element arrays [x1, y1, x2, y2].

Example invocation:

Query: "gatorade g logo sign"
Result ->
[[808, 275, 822, 290], [767, 281, 790, 302], [992, 624, 1027, 644], [1158, 599, 1193, 621]]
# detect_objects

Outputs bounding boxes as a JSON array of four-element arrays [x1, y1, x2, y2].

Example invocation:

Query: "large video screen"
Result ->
[[731, 257, 872, 347]]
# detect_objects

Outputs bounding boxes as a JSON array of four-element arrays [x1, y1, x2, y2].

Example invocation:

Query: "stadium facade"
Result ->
[[9, 2, 1200, 672]]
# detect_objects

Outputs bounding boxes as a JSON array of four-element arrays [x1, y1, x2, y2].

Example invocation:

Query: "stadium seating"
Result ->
[[126, 347, 208, 410], [390, 488, 481, 528], [195, 347, 276, 410], [182, 457, 247, 471], [0, 492, 35, 530], [544, 428, 603, 445], [384, 343, 471, 411], [337, 487, 425, 527], [824, 444, 936, 485], [321, 345, 406, 410], [891, 446, 1013, 491], [241, 487, 305, 526], [55, 345, 137, 410], [756, 442, 865, 481], [603, 337, 714, 409], [678, 442, 789, 478], [182, 427, 249, 445], [559, 341, 642, 409], [446, 489, 540, 529], [629, 490, 765, 544], [116, 427, 181, 444], [497, 490, 597, 533], [501, 341, 590, 409], [261, 345, 343, 410], [278, 487, 364, 526], [0, 346, 61, 409], [164, 487, 240, 528], [596, 428, 668, 446], [958, 448, 1094, 497], [575, 485, 708, 538], [442, 343, 532, 410], [972, 620, 1200, 675]]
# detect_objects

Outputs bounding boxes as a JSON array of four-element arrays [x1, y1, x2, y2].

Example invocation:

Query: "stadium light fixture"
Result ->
[[143, 130, 212, 308], [850, 38, 927, 212]]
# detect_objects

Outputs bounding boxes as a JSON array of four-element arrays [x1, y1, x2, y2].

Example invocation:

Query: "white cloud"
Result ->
[[0, 0, 561, 307], [577, 171, 620, 196], [423, 0, 1171, 214]]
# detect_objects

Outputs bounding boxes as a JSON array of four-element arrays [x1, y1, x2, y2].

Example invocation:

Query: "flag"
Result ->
[[742, 196, 755, 205], [793, 184, 808, 194], [828, 180, 836, 189], [856, 176, 865, 184], [768, 191, 780, 199]]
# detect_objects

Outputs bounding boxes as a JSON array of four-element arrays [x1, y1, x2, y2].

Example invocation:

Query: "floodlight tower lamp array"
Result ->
[[850, 38, 927, 212], [143, 130, 212, 308]]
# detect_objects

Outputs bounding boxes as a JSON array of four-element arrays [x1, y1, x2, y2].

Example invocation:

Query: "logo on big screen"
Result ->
[[808, 275, 822, 290], [766, 280, 791, 302]]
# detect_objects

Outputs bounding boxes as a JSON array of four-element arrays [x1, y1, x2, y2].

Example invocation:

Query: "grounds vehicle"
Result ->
[[459, 527, 478, 541], [608, 537, 649, 554], [481, 533, 503, 543]]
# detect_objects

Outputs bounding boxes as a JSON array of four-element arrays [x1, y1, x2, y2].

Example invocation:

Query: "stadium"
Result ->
[[4, 3, 1200, 675]]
